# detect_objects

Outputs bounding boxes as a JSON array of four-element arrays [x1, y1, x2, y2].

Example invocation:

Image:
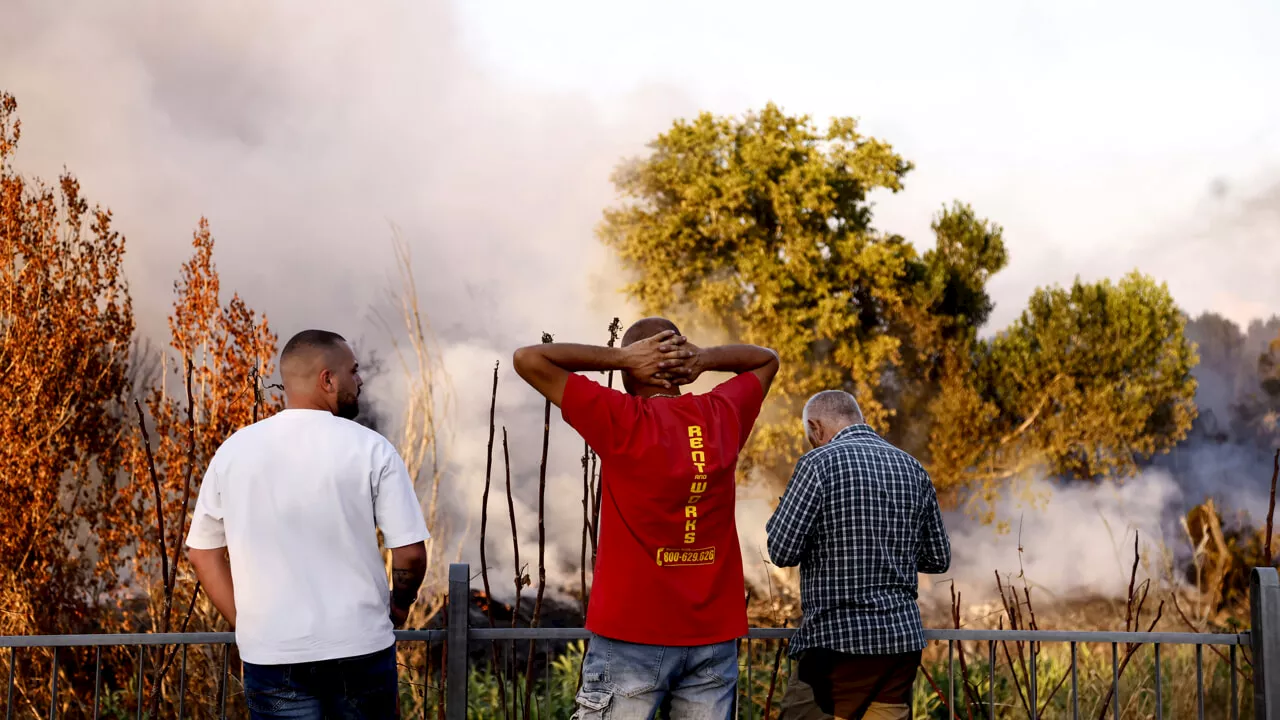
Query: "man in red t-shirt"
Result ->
[[513, 317, 778, 719]]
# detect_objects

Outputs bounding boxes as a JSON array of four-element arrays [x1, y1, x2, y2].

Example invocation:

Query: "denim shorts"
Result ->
[[573, 634, 739, 719]]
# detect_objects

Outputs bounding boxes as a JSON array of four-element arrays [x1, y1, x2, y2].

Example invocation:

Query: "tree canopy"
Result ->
[[600, 103, 1199, 512]]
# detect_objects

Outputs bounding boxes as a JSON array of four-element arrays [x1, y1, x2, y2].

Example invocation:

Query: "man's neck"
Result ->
[[285, 395, 334, 414], [634, 387, 683, 400]]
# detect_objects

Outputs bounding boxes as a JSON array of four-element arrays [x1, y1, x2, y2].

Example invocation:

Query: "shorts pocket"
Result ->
[[603, 639, 664, 698], [244, 687, 293, 714], [697, 640, 739, 687], [573, 690, 612, 719]]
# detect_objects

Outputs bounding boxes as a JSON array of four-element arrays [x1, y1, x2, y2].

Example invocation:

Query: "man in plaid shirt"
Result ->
[[768, 390, 951, 720]]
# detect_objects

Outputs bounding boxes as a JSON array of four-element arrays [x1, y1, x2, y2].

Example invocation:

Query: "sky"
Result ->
[[2, 0, 1279, 603], [454, 0, 1280, 329]]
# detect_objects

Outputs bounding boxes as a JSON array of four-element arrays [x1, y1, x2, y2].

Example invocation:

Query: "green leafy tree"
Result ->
[[931, 272, 1198, 514], [886, 203, 1009, 457], [600, 103, 1199, 519], [602, 103, 916, 471], [598, 103, 1007, 475]]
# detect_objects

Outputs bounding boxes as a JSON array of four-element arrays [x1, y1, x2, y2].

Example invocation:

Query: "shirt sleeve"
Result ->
[[374, 443, 432, 549], [765, 454, 824, 568], [560, 373, 641, 457], [709, 372, 765, 449], [916, 471, 951, 574], [185, 462, 227, 550]]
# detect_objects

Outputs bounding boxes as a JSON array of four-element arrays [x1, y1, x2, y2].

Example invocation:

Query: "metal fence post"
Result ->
[[1252, 567, 1280, 720], [447, 563, 470, 720]]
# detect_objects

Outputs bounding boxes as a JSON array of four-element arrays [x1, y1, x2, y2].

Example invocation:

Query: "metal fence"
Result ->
[[3, 565, 1278, 719]]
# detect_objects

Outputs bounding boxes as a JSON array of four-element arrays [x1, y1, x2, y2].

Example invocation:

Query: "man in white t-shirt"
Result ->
[[186, 329, 430, 719]]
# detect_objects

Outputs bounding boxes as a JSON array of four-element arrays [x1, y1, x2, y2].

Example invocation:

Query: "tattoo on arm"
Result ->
[[391, 568, 419, 611]]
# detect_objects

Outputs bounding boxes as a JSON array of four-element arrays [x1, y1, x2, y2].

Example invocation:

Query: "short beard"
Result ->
[[335, 391, 360, 420]]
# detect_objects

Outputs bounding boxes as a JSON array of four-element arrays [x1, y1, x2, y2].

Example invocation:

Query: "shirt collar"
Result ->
[[830, 423, 876, 443]]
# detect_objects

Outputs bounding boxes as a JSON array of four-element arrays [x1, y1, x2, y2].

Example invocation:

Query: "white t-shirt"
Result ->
[[185, 408, 431, 665]]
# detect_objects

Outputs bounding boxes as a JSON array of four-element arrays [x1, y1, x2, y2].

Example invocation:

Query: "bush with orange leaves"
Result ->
[[107, 218, 283, 717], [1, 90, 284, 717], [0, 90, 135, 638]]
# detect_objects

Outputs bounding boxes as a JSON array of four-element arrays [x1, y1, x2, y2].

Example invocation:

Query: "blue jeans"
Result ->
[[573, 635, 738, 719], [241, 644, 400, 719]]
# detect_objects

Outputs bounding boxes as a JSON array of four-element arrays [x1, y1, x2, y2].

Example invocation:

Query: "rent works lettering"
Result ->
[[655, 424, 717, 567]]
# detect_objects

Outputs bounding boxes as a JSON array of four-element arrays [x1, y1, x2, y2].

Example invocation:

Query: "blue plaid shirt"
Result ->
[[766, 424, 951, 657]]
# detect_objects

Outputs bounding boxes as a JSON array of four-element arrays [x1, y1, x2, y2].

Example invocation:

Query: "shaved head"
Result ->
[[280, 329, 348, 382], [280, 329, 362, 419], [803, 390, 863, 448], [621, 317, 680, 348]]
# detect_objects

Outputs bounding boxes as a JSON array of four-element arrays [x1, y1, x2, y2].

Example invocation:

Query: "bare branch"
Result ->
[[1267, 449, 1278, 564], [134, 399, 168, 631], [477, 362, 509, 719], [523, 332, 554, 720]]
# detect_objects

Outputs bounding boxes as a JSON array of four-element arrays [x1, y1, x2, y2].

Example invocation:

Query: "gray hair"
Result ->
[[802, 390, 864, 427]]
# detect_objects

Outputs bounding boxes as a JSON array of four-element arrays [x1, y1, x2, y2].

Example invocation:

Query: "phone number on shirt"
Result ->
[[655, 546, 716, 567]]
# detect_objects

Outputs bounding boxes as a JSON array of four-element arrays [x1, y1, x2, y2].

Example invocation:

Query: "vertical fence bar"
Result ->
[[948, 640, 955, 714], [177, 644, 188, 720], [6, 646, 14, 720], [422, 638, 431, 720], [1197, 643, 1205, 720], [1029, 641, 1038, 719], [1154, 643, 1162, 719], [746, 639, 754, 720], [988, 641, 996, 720], [93, 646, 102, 720], [1111, 643, 1120, 719], [732, 639, 741, 719], [1253, 567, 1280, 720], [136, 646, 145, 720], [446, 563, 469, 720], [218, 643, 229, 720], [48, 647, 57, 720], [506, 638, 517, 717], [1071, 642, 1079, 720], [1233, 643, 1240, 720], [545, 639, 552, 718]]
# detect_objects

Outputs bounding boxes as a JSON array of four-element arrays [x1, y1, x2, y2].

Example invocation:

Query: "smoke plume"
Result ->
[[4, 1, 1279, 611], [0, 0, 697, 599]]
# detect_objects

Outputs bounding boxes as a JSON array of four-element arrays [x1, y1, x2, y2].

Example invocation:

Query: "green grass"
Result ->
[[396, 640, 1255, 719]]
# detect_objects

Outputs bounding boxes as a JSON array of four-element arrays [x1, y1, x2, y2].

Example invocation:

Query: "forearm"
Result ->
[[526, 344, 632, 373], [918, 532, 952, 574], [766, 530, 805, 568], [917, 498, 952, 574], [390, 546, 428, 616], [696, 345, 777, 374], [188, 548, 236, 628], [764, 500, 812, 568]]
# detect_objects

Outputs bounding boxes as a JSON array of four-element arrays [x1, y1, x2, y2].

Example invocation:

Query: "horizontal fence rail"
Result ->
[[2, 565, 1277, 719]]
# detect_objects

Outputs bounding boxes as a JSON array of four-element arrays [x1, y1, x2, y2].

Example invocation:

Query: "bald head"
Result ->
[[621, 317, 680, 348], [280, 329, 362, 419], [802, 390, 863, 448]]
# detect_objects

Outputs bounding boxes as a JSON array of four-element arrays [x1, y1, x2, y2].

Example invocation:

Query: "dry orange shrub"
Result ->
[[0, 90, 134, 639], [1, 89, 283, 717]]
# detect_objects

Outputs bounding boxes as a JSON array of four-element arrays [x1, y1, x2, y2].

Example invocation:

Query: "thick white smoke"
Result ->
[[0, 0, 691, 601], [931, 473, 1177, 607], [4, 0, 1278, 613]]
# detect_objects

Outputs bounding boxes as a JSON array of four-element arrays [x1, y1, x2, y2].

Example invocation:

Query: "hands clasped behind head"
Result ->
[[624, 330, 689, 389]]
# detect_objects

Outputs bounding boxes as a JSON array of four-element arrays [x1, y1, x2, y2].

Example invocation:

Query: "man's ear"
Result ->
[[318, 368, 334, 393], [806, 418, 821, 444]]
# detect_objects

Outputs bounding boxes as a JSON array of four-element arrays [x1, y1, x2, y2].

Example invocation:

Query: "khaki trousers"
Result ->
[[777, 676, 909, 720], [776, 648, 918, 720]]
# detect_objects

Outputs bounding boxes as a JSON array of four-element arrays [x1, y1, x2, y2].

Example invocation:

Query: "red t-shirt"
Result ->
[[561, 371, 765, 646]]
